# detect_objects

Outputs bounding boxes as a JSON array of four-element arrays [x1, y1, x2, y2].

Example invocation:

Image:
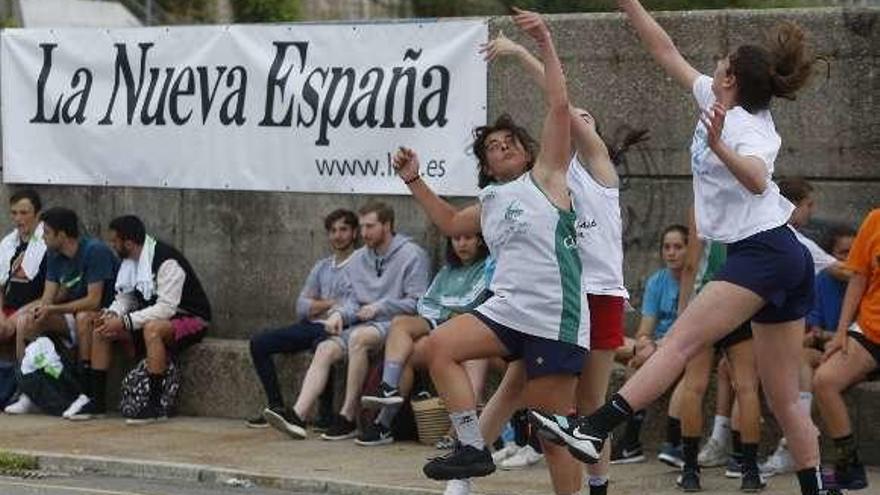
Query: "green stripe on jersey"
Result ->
[[555, 209, 582, 344]]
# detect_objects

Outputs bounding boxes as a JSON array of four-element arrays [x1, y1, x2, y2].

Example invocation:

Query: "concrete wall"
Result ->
[[1, 7, 878, 340]]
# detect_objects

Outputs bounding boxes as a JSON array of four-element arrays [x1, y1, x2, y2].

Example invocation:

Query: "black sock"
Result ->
[[667, 417, 682, 447], [741, 443, 759, 473], [91, 369, 107, 413], [148, 373, 163, 410], [79, 361, 92, 397], [833, 434, 859, 469], [621, 409, 645, 447], [731, 430, 743, 463], [682, 436, 701, 470], [796, 466, 824, 495]]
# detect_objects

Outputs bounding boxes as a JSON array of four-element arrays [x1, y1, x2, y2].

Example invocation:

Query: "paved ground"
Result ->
[[0, 474, 316, 495], [0, 415, 876, 495]]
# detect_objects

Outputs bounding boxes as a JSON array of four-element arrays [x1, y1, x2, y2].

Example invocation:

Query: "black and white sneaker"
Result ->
[[361, 382, 403, 407], [125, 403, 168, 426], [423, 442, 495, 480], [264, 407, 307, 439], [246, 412, 269, 428], [355, 422, 394, 446], [528, 410, 604, 464], [610, 442, 646, 465], [676, 467, 702, 492], [321, 414, 358, 440], [740, 466, 767, 492]]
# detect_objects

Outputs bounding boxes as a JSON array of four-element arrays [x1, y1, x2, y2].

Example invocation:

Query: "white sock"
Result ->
[[798, 392, 813, 416], [710, 415, 731, 445], [450, 410, 484, 450], [588, 476, 609, 487]]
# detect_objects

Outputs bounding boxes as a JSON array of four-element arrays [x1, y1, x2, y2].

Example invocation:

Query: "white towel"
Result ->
[[21, 336, 64, 378], [115, 235, 157, 301], [0, 222, 46, 285]]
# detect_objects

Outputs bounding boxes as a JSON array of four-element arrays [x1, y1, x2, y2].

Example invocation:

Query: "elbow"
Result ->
[[746, 175, 768, 195]]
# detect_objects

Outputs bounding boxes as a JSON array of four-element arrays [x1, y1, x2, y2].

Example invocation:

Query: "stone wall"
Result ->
[[1, 7, 877, 340]]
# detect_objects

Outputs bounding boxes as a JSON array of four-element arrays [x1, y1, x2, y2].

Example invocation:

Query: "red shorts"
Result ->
[[588, 294, 625, 351]]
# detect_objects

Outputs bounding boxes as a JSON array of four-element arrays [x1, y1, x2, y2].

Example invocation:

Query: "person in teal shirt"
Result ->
[[357, 233, 491, 446]]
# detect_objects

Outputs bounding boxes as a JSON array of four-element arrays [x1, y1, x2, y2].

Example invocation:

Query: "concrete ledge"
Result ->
[[23, 450, 441, 495]]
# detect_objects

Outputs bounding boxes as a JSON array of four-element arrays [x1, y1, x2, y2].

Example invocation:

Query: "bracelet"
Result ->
[[403, 175, 421, 185]]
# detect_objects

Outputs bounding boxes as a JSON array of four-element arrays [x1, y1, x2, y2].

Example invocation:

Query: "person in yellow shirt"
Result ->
[[813, 208, 880, 491]]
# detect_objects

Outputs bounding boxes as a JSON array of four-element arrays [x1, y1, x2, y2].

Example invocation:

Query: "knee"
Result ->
[[143, 321, 167, 345], [812, 368, 839, 396], [348, 329, 375, 353], [249, 332, 269, 355], [313, 341, 341, 364]]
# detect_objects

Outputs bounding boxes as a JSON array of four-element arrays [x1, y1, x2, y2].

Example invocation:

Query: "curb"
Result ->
[[11, 449, 443, 495]]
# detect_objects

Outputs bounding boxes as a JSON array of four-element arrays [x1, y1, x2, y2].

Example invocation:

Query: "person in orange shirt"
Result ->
[[813, 208, 880, 491]]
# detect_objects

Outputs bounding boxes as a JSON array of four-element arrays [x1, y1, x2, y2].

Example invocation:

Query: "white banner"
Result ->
[[1, 21, 487, 196]]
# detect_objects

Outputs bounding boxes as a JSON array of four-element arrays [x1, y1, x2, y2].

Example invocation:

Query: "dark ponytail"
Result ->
[[729, 21, 815, 113]]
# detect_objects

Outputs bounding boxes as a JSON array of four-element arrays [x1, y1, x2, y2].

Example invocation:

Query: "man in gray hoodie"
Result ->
[[265, 201, 430, 441]]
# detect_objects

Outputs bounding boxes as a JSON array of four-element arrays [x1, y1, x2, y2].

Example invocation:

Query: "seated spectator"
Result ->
[[66, 215, 211, 425], [6, 207, 118, 414], [246, 209, 358, 428], [356, 233, 491, 446], [0, 190, 47, 344], [264, 201, 429, 441], [611, 224, 688, 468], [813, 208, 879, 491]]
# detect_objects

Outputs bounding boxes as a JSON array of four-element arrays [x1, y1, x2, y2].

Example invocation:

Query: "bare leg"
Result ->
[[577, 350, 615, 480], [813, 337, 875, 438], [339, 326, 382, 420], [293, 339, 344, 419], [524, 374, 581, 495]]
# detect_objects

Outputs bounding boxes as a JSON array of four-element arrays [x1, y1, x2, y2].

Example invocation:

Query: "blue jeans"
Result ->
[[249, 320, 328, 410]]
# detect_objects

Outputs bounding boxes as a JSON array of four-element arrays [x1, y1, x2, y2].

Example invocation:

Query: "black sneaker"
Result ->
[[423, 442, 495, 480], [676, 467, 702, 492], [125, 403, 168, 426], [312, 413, 333, 432], [264, 407, 307, 439], [824, 462, 869, 491], [529, 410, 604, 464], [355, 422, 394, 446], [610, 442, 646, 465], [246, 409, 272, 428], [740, 466, 767, 492], [320, 414, 357, 441], [361, 382, 403, 408], [725, 457, 743, 478]]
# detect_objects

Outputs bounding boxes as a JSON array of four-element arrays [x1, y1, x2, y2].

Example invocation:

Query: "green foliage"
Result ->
[[232, 0, 300, 22], [155, 0, 216, 23], [414, 0, 828, 17], [0, 451, 38, 472]]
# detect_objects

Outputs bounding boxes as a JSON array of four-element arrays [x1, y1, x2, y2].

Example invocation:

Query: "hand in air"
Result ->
[[512, 7, 550, 43], [699, 102, 727, 151], [392, 147, 420, 183], [479, 31, 522, 62]]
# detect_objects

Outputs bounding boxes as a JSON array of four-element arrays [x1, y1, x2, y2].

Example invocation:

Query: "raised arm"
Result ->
[[618, 0, 699, 91], [392, 147, 481, 237]]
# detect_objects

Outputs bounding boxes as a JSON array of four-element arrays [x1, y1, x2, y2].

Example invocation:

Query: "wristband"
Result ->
[[404, 175, 421, 185]]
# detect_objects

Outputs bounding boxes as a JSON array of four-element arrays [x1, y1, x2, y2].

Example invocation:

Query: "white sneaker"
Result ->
[[443, 478, 471, 495], [760, 440, 796, 477], [500, 445, 544, 470], [4, 394, 36, 415], [698, 437, 729, 467], [62, 394, 91, 419], [491, 442, 520, 463]]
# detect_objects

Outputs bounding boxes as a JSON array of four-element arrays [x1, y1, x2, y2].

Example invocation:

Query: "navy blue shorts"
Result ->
[[714, 321, 753, 352], [715, 225, 815, 323], [471, 310, 586, 379]]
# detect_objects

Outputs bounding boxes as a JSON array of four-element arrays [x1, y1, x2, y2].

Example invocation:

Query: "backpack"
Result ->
[[119, 359, 181, 418]]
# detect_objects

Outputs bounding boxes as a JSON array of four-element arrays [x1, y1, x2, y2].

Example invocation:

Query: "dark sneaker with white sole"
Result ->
[[125, 403, 168, 426], [246, 412, 269, 428], [676, 467, 702, 492], [610, 442, 646, 465], [264, 407, 307, 439], [361, 382, 403, 408], [321, 414, 357, 440], [355, 422, 394, 446], [528, 410, 604, 464], [823, 462, 869, 491], [423, 442, 495, 480], [740, 467, 767, 492]]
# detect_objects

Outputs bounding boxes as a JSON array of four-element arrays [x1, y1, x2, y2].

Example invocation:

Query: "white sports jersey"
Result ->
[[792, 227, 838, 274], [476, 173, 590, 348], [690, 75, 794, 243], [567, 156, 629, 298]]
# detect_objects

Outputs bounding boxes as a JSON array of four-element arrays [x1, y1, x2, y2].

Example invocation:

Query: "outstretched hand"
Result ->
[[392, 147, 420, 183], [511, 7, 550, 44], [699, 102, 727, 151], [479, 31, 522, 62]]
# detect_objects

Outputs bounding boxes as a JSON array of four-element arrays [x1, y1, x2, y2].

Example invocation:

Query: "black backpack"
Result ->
[[119, 359, 181, 418]]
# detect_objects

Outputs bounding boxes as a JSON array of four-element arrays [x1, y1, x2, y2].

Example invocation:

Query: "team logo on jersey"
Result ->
[[504, 200, 525, 222]]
